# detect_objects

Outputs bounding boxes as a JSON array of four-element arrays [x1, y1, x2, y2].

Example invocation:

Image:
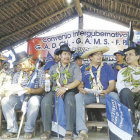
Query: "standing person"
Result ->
[[0, 56, 12, 98], [40, 44, 82, 140], [114, 46, 140, 140], [73, 53, 83, 68], [112, 50, 127, 80], [1, 51, 45, 139], [0, 53, 7, 70], [75, 46, 119, 140], [54, 48, 60, 63]]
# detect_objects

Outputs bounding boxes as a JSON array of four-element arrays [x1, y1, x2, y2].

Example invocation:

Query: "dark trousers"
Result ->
[[41, 91, 76, 132], [109, 88, 135, 140], [120, 88, 135, 125]]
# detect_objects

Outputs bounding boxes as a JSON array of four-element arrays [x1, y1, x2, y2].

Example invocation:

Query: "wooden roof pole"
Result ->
[[74, 0, 83, 17], [74, 0, 83, 29]]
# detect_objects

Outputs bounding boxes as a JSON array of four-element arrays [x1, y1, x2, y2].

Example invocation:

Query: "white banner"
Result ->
[[28, 29, 129, 60]]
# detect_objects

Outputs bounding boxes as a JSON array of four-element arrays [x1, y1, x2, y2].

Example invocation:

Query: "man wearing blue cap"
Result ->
[[112, 50, 127, 80]]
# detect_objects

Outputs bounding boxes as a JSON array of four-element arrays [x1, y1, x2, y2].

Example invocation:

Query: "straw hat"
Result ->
[[81, 46, 109, 59], [0, 53, 7, 60]]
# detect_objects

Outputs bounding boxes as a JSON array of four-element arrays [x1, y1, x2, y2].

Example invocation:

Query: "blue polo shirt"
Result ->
[[81, 63, 115, 90], [112, 62, 127, 80]]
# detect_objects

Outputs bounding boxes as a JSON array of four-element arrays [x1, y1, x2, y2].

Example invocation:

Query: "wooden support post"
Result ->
[[79, 16, 83, 30]]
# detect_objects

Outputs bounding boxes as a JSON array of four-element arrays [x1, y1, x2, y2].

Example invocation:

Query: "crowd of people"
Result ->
[[0, 43, 139, 140]]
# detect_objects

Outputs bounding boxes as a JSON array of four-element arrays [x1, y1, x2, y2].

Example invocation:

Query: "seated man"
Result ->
[[115, 46, 140, 140], [75, 46, 119, 140], [112, 50, 127, 81], [1, 51, 45, 139], [41, 44, 82, 140]]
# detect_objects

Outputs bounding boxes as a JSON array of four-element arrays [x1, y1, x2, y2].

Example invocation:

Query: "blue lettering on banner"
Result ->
[[116, 40, 119, 45], [42, 34, 71, 43], [93, 39, 101, 44], [52, 43, 56, 48], [59, 41, 69, 46], [76, 38, 81, 44], [35, 45, 42, 50], [123, 40, 127, 45], [44, 44, 50, 49], [106, 94, 133, 135], [72, 31, 128, 38], [104, 39, 108, 45], [85, 38, 91, 44]]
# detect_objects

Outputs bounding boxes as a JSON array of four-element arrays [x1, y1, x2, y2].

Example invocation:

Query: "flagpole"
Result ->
[[17, 95, 30, 140], [129, 22, 131, 48], [56, 96, 60, 139], [129, 21, 134, 48]]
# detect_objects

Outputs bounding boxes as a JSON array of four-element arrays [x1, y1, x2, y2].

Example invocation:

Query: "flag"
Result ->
[[52, 95, 66, 136], [128, 21, 140, 47], [27, 57, 39, 88], [7, 54, 12, 60], [133, 31, 140, 45], [44, 52, 55, 71], [106, 94, 133, 140], [129, 22, 134, 42]]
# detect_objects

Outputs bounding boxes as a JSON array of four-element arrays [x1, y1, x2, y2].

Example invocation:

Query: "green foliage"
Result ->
[[63, 79, 67, 85], [54, 86, 57, 91], [122, 67, 140, 87], [62, 70, 72, 79], [52, 73, 59, 80], [85, 65, 90, 71]]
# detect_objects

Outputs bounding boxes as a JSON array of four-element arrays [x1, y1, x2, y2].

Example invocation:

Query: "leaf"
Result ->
[[89, 76, 92, 81], [54, 86, 57, 91], [63, 79, 67, 85], [62, 70, 67, 74], [52, 73, 59, 80]]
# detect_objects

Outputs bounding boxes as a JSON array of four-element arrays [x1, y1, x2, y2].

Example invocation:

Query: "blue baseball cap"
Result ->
[[54, 48, 60, 55], [114, 50, 125, 56], [73, 52, 83, 61]]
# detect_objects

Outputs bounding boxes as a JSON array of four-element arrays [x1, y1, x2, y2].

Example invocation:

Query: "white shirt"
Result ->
[[116, 66, 140, 93]]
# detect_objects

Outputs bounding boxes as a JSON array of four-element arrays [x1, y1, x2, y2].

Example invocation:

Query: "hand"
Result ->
[[100, 90, 107, 96], [24, 87, 32, 94], [79, 88, 88, 94], [56, 87, 66, 97], [132, 86, 140, 93], [116, 65, 122, 70]]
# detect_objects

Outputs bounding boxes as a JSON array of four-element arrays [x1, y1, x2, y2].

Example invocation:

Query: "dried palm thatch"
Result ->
[[0, 0, 140, 51]]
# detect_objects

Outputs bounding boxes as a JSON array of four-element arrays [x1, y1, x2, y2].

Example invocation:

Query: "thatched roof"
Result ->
[[0, 0, 140, 51]]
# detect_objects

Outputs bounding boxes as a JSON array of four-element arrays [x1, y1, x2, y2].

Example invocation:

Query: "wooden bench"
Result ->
[[85, 103, 108, 128]]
